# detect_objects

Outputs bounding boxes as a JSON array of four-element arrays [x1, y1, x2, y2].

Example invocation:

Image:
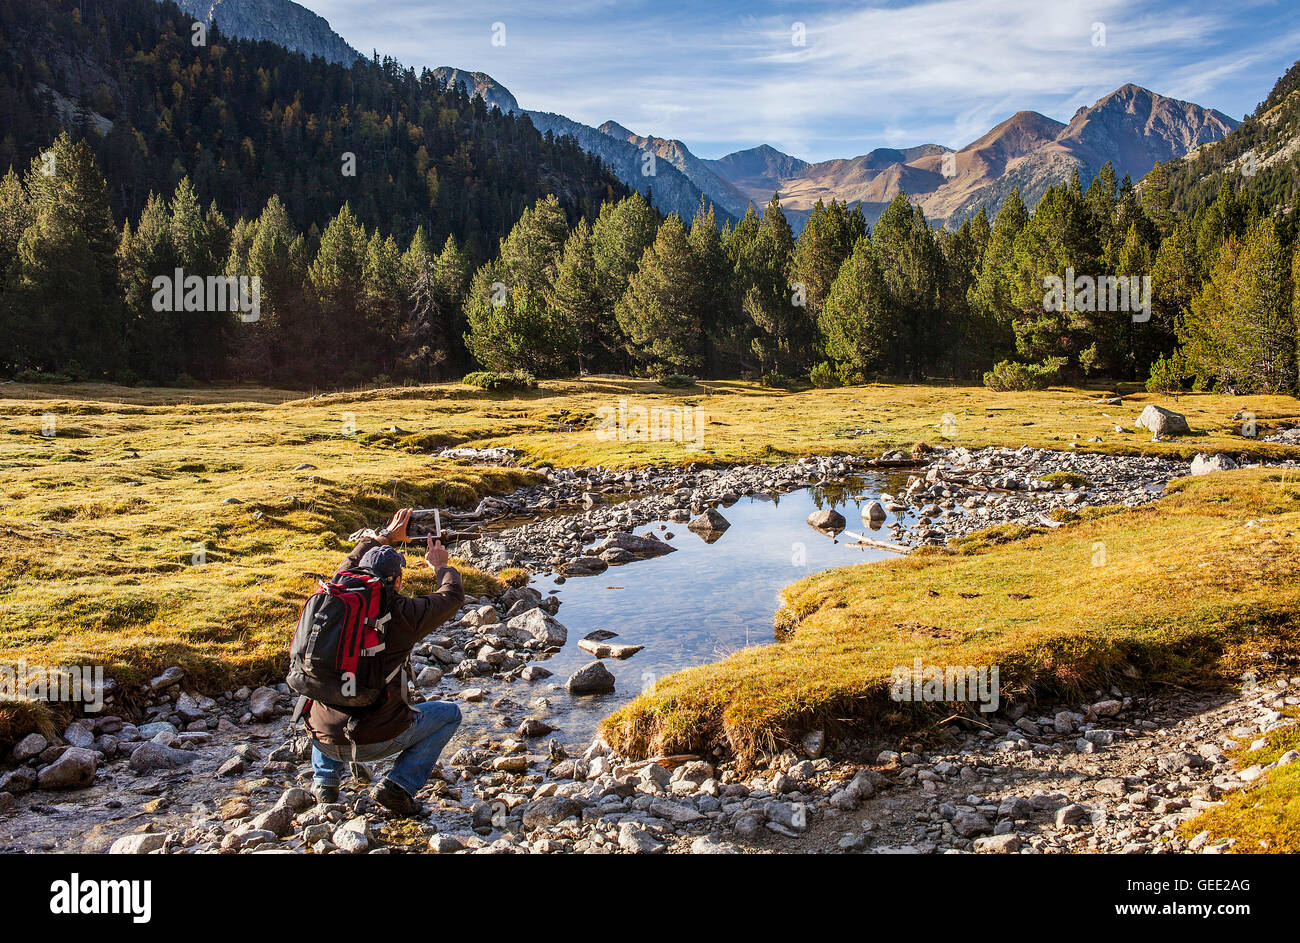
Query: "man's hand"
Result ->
[[425, 535, 450, 570], [381, 507, 412, 544]]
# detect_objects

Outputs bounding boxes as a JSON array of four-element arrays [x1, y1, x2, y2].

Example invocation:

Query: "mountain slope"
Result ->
[[428, 67, 722, 222], [429, 67, 521, 115], [162, 0, 362, 65], [0, 0, 628, 253], [596, 121, 752, 218], [1154, 58, 1300, 218]]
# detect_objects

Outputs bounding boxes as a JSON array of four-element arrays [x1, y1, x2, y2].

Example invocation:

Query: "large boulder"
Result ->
[[36, 747, 98, 790], [593, 532, 676, 559], [506, 607, 567, 647], [1135, 405, 1190, 438], [248, 686, 279, 721], [807, 508, 846, 532], [863, 501, 887, 524], [128, 741, 197, 774], [1190, 452, 1238, 475], [560, 555, 608, 577], [566, 661, 616, 695], [687, 508, 730, 538]]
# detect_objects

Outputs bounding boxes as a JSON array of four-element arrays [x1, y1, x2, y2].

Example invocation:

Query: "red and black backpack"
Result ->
[[287, 569, 395, 709]]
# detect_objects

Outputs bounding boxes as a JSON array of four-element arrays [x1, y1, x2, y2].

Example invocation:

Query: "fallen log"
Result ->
[[840, 529, 911, 553]]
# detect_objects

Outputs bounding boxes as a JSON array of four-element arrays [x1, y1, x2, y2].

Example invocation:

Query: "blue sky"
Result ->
[[305, 0, 1300, 163]]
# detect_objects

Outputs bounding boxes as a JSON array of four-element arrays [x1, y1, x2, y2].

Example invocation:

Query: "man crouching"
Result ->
[[302, 508, 463, 817]]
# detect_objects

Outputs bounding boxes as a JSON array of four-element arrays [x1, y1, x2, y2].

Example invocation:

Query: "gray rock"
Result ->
[[62, 722, 95, 749], [10, 733, 48, 763], [37, 747, 98, 790], [952, 810, 992, 838], [565, 661, 615, 695], [806, 508, 846, 531], [248, 686, 279, 721], [1055, 803, 1091, 826], [577, 638, 643, 659], [618, 822, 665, 854], [137, 721, 177, 739], [522, 797, 580, 830], [1135, 405, 1190, 438], [0, 766, 38, 795], [687, 508, 730, 536], [1190, 452, 1237, 475], [149, 666, 185, 692], [110, 833, 167, 855], [801, 729, 825, 758], [690, 835, 738, 854], [128, 742, 197, 773], [332, 817, 370, 854], [973, 833, 1021, 854], [507, 608, 568, 647]]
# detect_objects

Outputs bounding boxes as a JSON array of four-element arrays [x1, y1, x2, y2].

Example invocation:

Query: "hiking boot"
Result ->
[[313, 783, 340, 805], [370, 778, 422, 818]]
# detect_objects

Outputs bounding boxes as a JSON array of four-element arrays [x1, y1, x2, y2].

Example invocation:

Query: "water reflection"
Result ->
[[484, 471, 918, 746]]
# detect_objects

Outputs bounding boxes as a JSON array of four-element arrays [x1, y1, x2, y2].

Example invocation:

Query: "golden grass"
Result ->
[[602, 469, 1300, 764], [2, 377, 1298, 731], [1178, 713, 1300, 853]]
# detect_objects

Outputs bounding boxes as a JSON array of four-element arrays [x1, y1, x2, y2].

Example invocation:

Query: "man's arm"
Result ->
[[390, 536, 465, 645], [336, 508, 411, 574]]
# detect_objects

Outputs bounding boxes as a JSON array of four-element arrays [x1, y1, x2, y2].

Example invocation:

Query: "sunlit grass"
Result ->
[[603, 470, 1300, 765]]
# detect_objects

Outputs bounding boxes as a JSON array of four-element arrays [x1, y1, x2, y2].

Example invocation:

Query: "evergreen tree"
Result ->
[[616, 214, 704, 374], [1180, 217, 1294, 393], [820, 235, 890, 374], [13, 132, 122, 375], [549, 219, 603, 372]]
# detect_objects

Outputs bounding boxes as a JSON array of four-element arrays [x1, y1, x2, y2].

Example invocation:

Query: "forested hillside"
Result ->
[[1, 0, 1296, 400], [1154, 59, 1300, 219], [0, 0, 626, 251]]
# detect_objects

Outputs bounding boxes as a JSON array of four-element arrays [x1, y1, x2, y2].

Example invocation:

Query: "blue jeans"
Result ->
[[311, 700, 462, 797]]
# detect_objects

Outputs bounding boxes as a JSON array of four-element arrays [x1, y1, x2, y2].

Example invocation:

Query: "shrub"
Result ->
[[15, 368, 72, 384], [1146, 353, 1188, 395], [809, 361, 840, 388], [656, 373, 697, 389], [983, 357, 1066, 391], [759, 371, 796, 390], [463, 370, 538, 392], [835, 362, 865, 386]]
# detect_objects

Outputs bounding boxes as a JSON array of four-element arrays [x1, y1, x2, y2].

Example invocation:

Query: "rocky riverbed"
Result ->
[[2, 443, 1296, 854]]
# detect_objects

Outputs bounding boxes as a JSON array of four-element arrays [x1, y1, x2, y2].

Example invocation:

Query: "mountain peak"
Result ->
[[164, 0, 361, 65], [430, 67, 520, 114]]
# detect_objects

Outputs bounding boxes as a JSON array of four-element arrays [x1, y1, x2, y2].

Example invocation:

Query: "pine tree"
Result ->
[[14, 132, 122, 375], [820, 235, 890, 373], [739, 193, 805, 374], [549, 218, 603, 372], [615, 214, 704, 374], [1179, 217, 1294, 393], [790, 199, 868, 362]]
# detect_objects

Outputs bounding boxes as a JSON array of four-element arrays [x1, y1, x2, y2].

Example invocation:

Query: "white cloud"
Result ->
[[300, 0, 1295, 161]]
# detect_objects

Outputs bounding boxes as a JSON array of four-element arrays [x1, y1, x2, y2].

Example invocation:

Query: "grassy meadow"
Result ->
[[4, 376, 1299, 850]]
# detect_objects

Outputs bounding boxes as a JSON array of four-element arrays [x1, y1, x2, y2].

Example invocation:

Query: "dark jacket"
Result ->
[[305, 537, 464, 747]]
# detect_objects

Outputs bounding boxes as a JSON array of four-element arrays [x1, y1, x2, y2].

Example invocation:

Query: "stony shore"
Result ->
[[2, 443, 1296, 854]]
